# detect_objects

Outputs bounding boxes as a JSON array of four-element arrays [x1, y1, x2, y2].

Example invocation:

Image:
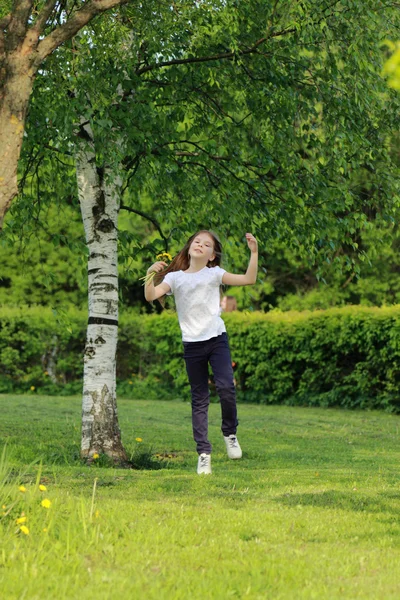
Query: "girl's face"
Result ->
[[188, 232, 216, 263]]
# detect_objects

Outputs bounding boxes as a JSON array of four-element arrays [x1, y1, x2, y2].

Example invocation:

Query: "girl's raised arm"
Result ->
[[144, 261, 171, 302], [222, 233, 258, 287]]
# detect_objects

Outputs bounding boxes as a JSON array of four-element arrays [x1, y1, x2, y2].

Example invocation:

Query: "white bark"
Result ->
[[76, 121, 128, 463]]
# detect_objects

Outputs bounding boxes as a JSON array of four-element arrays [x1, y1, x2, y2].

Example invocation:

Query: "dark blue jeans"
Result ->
[[183, 332, 238, 454]]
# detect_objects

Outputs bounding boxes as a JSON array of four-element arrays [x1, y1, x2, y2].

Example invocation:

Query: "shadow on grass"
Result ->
[[273, 489, 398, 515]]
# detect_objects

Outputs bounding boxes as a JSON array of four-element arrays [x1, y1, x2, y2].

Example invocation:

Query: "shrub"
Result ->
[[2, 305, 400, 411]]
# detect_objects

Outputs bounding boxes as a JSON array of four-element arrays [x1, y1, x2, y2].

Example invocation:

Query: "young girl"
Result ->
[[144, 230, 258, 475]]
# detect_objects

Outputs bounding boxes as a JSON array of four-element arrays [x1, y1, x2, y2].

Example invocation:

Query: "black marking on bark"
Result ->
[[96, 166, 105, 182], [88, 317, 118, 326], [88, 268, 101, 275], [95, 336, 106, 344], [85, 345, 96, 358], [77, 123, 92, 142], [90, 282, 117, 292], [93, 190, 105, 217], [89, 253, 108, 260], [97, 217, 115, 233]]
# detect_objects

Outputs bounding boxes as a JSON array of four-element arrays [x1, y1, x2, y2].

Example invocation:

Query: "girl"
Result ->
[[144, 230, 258, 475]]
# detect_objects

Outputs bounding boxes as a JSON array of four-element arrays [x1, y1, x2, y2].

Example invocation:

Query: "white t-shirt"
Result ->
[[163, 266, 226, 342]]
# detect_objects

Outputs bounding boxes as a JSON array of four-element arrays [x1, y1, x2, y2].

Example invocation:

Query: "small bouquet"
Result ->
[[139, 252, 173, 286]]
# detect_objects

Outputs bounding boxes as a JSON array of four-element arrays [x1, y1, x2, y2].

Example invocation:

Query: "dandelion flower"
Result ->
[[92, 453, 99, 460], [94, 510, 100, 519], [16, 516, 27, 525], [39, 484, 47, 492], [128, 381, 133, 385], [135, 437, 143, 443], [19, 485, 27, 493], [139, 252, 172, 286], [2, 504, 6, 509], [20, 526, 29, 535], [41, 499, 51, 509], [44, 371, 49, 376], [156, 252, 173, 262], [43, 528, 48, 533], [30, 386, 35, 391]]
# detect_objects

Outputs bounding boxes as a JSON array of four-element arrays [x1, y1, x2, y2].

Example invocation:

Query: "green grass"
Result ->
[[1, 394, 400, 599]]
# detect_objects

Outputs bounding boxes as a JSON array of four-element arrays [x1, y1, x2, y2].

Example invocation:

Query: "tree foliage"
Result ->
[[3, 0, 400, 309]]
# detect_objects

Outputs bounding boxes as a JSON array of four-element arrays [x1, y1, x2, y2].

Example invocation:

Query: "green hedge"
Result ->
[[2, 306, 400, 411]]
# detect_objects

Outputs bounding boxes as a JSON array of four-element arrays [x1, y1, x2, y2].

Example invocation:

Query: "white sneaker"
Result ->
[[197, 453, 212, 475], [224, 435, 242, 459]]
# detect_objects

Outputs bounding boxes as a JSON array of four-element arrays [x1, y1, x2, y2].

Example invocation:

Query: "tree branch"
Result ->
[[120, 203, 169, 250], [174, 159, 221, 189], [36, 0, 130, 63], [136, 28, 296, 75], [0, 14, 12, 30], [31, 0, 58, 36], [7, 0, 33, 51]]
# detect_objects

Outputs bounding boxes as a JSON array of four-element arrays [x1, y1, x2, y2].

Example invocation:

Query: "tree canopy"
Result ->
[[3, 0, 400, 309]]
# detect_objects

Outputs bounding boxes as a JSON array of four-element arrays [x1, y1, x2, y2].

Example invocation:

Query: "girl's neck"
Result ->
[[184, 258, 209, 273]]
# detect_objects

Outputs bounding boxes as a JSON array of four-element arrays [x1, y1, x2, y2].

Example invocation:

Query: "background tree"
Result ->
[[0, 0, 134, 227]]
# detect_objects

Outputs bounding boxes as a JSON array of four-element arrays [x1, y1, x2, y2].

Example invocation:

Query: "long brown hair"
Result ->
[[154, 230, 223, 290]]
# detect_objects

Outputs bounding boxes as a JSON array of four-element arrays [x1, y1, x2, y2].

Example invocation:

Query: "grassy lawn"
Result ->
[[1, 394, 400, 599]]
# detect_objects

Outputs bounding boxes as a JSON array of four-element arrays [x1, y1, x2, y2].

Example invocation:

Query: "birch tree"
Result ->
[[75, 120, 128, 462]]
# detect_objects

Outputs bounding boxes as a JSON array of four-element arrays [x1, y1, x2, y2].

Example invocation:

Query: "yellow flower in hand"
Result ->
[[140, 252, 172, 286], [156, 252, 173, 262]]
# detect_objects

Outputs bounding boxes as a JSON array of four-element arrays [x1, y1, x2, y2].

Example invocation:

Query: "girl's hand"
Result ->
[[147, 261, 168, 275], [245, 233, 258, 253]]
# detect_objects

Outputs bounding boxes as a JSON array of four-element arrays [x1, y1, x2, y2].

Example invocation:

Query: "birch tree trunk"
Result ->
[[76, 121, 128, 464]]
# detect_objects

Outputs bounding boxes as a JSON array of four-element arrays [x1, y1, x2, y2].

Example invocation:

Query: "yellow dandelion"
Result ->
[[156, 252, 173, 262], [16, 516, 27, 525], [128, 381, 133, 385], [2, 504, 6, 509], [44, 371, 49, 376], [41, 499, 51, 509], [94, 510, 100, 519], [19, 485, 27, 493], [30, 386, 35, 391], [92, 453, 99, 460], [43, 528, 48, 533], [20, 525, 29, 535], [39, 484, 47, 492], [135, 437, 143, 443]]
